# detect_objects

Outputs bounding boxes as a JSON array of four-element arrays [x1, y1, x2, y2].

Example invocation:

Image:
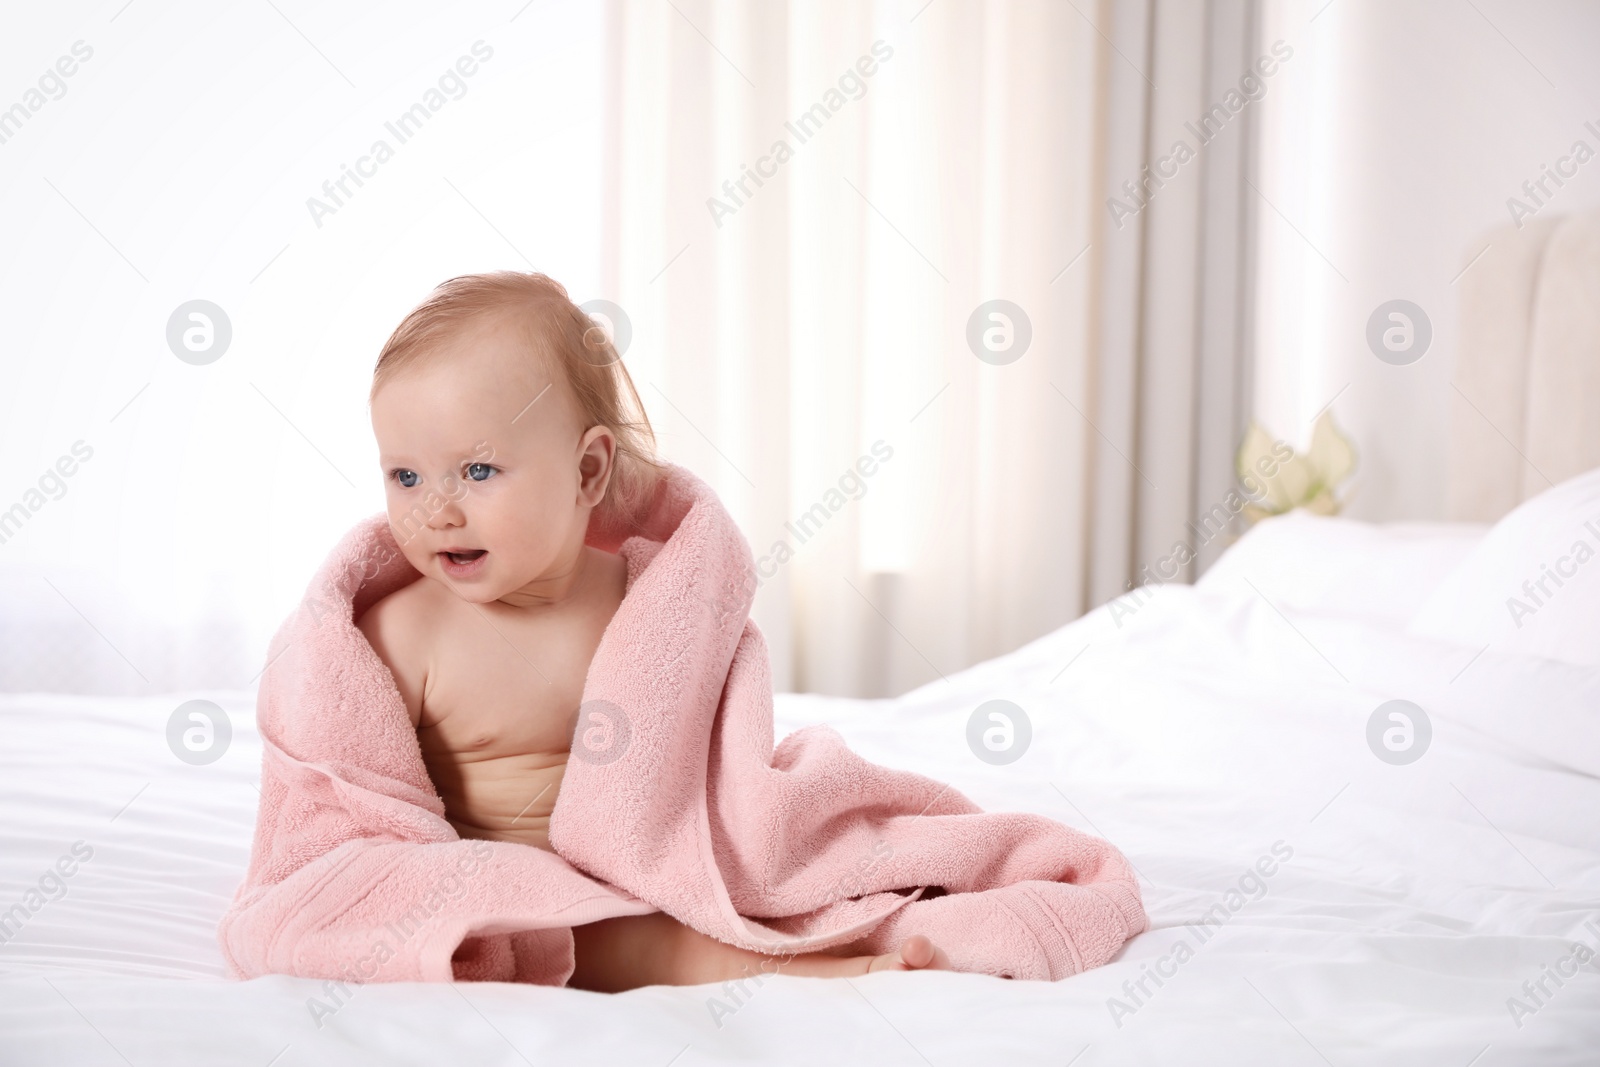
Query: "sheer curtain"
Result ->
[[599, 0, 1259, 697]]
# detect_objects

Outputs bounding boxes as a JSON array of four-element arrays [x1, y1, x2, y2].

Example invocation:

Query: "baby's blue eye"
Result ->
[[394, 469, 419, 488], [466, 463, 496, 482]]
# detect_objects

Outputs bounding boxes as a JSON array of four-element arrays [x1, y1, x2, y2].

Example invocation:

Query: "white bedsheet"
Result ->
[[2, 517, 1598, 1065]]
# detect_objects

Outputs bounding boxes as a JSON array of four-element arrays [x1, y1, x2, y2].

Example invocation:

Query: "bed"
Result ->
[[4, 216, 1599, 1062]]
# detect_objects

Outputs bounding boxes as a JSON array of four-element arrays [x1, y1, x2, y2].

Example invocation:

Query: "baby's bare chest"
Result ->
[[421, 577, 628, 760]]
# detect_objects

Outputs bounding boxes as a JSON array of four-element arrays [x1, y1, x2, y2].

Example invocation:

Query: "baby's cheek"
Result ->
[[385, 512, 433, 561], [400, 541, 436, 572]]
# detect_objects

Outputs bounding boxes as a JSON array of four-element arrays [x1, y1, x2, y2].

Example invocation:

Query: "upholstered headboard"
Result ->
[[1450, 209, 1600, 521]]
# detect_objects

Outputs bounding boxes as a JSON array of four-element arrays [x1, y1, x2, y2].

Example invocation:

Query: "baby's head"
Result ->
[[368, 271, 662, 603]]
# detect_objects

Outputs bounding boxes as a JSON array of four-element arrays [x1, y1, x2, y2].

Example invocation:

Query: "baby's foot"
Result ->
[[863, 934, 953, 974]]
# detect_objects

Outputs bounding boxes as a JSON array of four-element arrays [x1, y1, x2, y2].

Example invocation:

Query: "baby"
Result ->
[[356, 271, 950, 991]]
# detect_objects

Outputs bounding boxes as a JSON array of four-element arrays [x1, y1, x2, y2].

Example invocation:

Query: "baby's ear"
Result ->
[[577, 427, 618, 502]]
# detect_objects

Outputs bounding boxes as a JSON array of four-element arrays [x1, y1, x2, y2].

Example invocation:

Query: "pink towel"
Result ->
[[218, 461, 1146, 985]]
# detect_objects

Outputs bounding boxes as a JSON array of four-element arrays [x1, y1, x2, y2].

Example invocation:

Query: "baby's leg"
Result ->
[[568, 911, 951, 993]]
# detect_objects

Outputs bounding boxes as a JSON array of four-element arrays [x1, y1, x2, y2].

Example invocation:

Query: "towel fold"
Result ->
[[219, 460, 1146, 984]]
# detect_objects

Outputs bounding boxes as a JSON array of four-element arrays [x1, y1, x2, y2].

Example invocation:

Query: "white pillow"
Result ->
[[1196, 510, 1486, 625], [1407, 465, 1600, 666]]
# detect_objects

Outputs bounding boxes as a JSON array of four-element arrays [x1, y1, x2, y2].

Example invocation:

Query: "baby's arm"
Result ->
[[357, 590, 428, 728]]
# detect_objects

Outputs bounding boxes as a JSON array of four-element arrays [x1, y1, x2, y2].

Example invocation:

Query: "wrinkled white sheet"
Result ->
[[2, 518, 1597, 1065]]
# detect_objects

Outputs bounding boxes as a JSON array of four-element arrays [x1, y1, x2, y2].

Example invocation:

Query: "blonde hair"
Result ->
[[370, 271, 665, 532]]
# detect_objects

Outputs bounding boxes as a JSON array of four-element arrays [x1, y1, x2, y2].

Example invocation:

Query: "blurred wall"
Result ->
[[1252, 0, 1600, 521], [0, 3, 605, 692]]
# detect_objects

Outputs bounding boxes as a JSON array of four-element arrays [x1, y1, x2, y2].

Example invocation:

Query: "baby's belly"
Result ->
[[432, 752, 568, 852]]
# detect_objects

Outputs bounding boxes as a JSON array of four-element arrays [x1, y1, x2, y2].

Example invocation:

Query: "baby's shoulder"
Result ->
[[356, 576, 454, 664], [356, 578, 453, 724]]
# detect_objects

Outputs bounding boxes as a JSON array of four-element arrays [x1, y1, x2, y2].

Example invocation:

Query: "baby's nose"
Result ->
[[425, 498, 466, 528]]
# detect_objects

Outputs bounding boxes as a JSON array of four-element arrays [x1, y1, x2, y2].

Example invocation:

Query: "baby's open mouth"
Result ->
[[441, 549, 487, 566]]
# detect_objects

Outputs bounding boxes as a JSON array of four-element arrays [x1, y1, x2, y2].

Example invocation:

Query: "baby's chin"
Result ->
[[430, 577, 510, 605]]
